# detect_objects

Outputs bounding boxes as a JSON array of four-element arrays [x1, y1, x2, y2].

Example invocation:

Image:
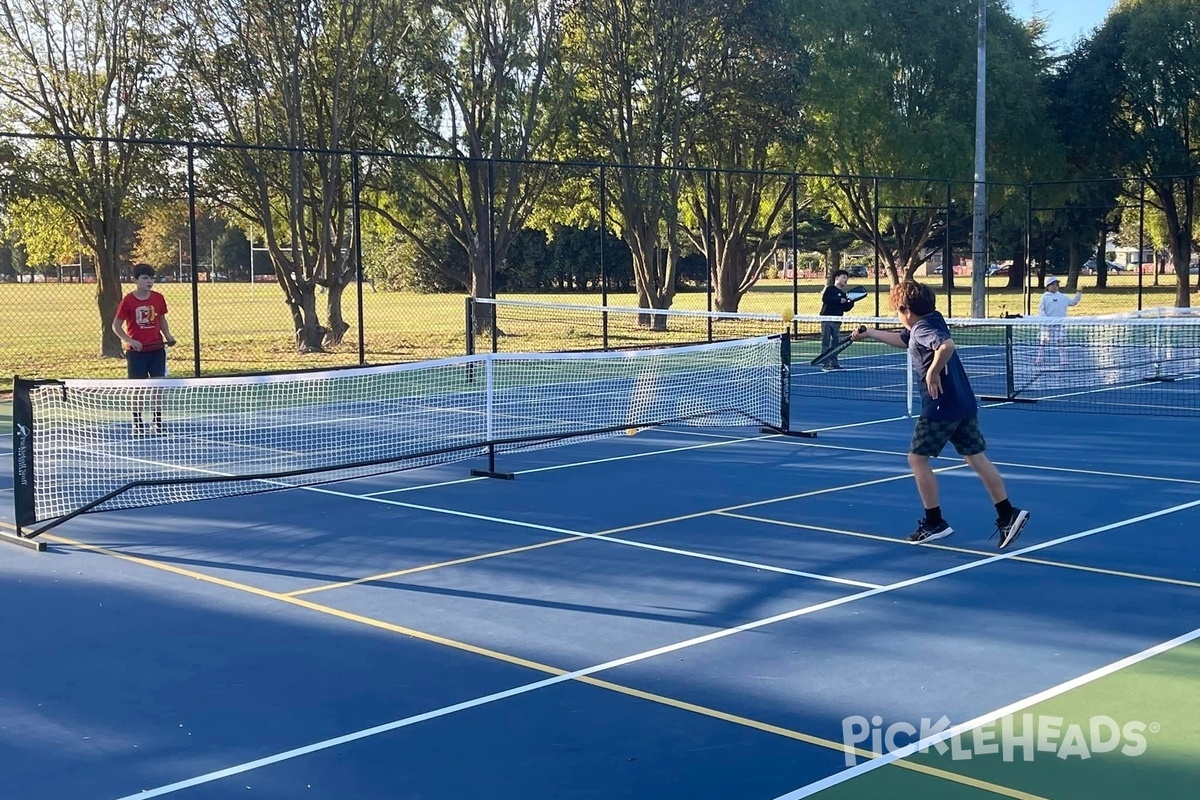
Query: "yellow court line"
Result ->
[[0, 465, 965, 597], [719, 511, 1200, 591], [583, 677, 1050, 800], [285, 535, 584, 596], [35, 530, 1041, 800]]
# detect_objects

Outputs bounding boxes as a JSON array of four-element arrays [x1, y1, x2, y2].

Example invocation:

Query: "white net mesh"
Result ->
[[18, 336, 784, 525], [475, 298, 1200, 416]]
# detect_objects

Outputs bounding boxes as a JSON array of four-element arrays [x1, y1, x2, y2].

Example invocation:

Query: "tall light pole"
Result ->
[[970, 0, 988, 317]]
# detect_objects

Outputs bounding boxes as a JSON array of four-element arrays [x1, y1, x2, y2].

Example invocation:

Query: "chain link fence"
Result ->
[[1, 133, 1195, 381]]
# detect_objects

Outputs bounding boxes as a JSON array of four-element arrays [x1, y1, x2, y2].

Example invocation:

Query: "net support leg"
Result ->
[[768, 334, 815, 436], [760, 425, 818, 439], [470, 445, 515, 480], [0, 527, 47, 552]]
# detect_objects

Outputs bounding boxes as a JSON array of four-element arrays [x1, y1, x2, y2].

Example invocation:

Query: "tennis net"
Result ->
[[11, 335, 787, 541], [469, 298, 1200, 417]]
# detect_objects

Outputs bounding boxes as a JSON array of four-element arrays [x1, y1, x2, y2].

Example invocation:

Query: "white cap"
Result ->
[[1046, 276, 1060, 285]]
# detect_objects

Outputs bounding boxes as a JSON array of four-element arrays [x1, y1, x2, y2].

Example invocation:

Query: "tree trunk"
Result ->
[[635, 280, 651, 327], [268, 253, 327, 353], [94, 255, 125, 358], [1066, 241, 1081, 292], [294, 287, 327, 352], [325, 281, 351, 346], [91, 216, 125, 358], [713, 246, 743, 313]]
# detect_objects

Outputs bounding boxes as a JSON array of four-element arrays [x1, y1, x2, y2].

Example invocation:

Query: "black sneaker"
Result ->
[[995, 508, 1029, 550], [909, 518, 953, 544]]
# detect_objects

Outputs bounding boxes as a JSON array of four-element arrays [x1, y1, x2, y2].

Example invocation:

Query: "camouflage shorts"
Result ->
[[911, 415, 987, 458]]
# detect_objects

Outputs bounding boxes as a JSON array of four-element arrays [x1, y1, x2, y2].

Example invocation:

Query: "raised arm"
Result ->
[[853, 326, 907, 349]]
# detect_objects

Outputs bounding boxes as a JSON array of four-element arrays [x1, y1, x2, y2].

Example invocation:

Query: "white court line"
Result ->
[[804, 415, 912, 431], [301, 485, 881, 591], [772, 623, 1200, 800], [1035, 372, 1200, 404], [667, 427, 1200, 485], [362, 432, 780, 496], [108, 497, 1200, 800], [313, 464, 972, 540], [72, 445, 878, 590]]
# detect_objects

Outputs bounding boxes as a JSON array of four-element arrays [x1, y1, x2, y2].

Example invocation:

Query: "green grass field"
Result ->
[[0, 273, 1187, 382]]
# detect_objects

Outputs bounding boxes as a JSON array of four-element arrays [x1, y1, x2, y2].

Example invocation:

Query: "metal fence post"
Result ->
[[351, 149, 365, 365], [186, 144, 201, 377], [599, 164, 609, 349], [705, 169, 713, 342], [872, 177, 881, 318]]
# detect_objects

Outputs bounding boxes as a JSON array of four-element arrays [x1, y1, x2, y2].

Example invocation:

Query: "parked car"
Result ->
[[1082, 258, 1124, 274]]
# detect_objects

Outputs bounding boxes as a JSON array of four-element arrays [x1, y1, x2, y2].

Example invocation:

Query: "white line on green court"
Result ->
[[772, 624, 1200, 800], [107, 497, 1200, 800]]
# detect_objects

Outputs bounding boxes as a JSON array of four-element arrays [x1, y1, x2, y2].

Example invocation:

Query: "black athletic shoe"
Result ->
[[995, 508, 1029, 550], [909, 518, 953, 544]]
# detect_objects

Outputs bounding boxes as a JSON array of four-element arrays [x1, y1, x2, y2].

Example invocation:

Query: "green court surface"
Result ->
[[812, 640, 1200, 799]]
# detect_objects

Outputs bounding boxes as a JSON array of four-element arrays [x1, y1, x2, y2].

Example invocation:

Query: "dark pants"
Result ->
[[821, 321, 843, 366], [125, 349, 167, 429], [126, 348, 167, 379]]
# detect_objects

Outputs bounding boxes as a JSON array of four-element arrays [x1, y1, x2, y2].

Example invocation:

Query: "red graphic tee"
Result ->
[[116, 291, 169, 351]]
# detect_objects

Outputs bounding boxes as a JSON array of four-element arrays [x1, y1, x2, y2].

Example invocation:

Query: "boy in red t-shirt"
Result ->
[[111, 265, 176, 433]]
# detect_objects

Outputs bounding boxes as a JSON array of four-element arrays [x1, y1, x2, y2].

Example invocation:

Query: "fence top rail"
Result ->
[[475, 297, 1200, 329], [7, 129, 1173, 188]]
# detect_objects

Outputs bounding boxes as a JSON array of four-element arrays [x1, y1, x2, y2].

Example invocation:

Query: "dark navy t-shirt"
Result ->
[[900, 311, 977, 421]]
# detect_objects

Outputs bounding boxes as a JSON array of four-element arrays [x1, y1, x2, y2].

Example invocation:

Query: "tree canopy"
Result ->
[[2, 0, 1198, 353]]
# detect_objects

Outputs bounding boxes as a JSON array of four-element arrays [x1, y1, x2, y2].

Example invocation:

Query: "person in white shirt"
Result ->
[[1036, 276, 1082, 365]]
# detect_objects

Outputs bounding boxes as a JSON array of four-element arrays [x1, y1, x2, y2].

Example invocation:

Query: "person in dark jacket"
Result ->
[[818, 270, 856, 369]]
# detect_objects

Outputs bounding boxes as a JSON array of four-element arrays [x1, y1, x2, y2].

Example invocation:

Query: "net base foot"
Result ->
[[760, 426, 817, 439], [470, 469, 516, 480], [0, 529, 46, 552]]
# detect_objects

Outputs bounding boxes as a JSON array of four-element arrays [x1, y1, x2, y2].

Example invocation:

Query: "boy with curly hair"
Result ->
[[852, 281, 1028, 548]]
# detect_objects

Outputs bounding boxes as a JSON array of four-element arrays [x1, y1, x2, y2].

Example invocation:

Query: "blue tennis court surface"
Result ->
[[3, 398, 1200, 800]]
